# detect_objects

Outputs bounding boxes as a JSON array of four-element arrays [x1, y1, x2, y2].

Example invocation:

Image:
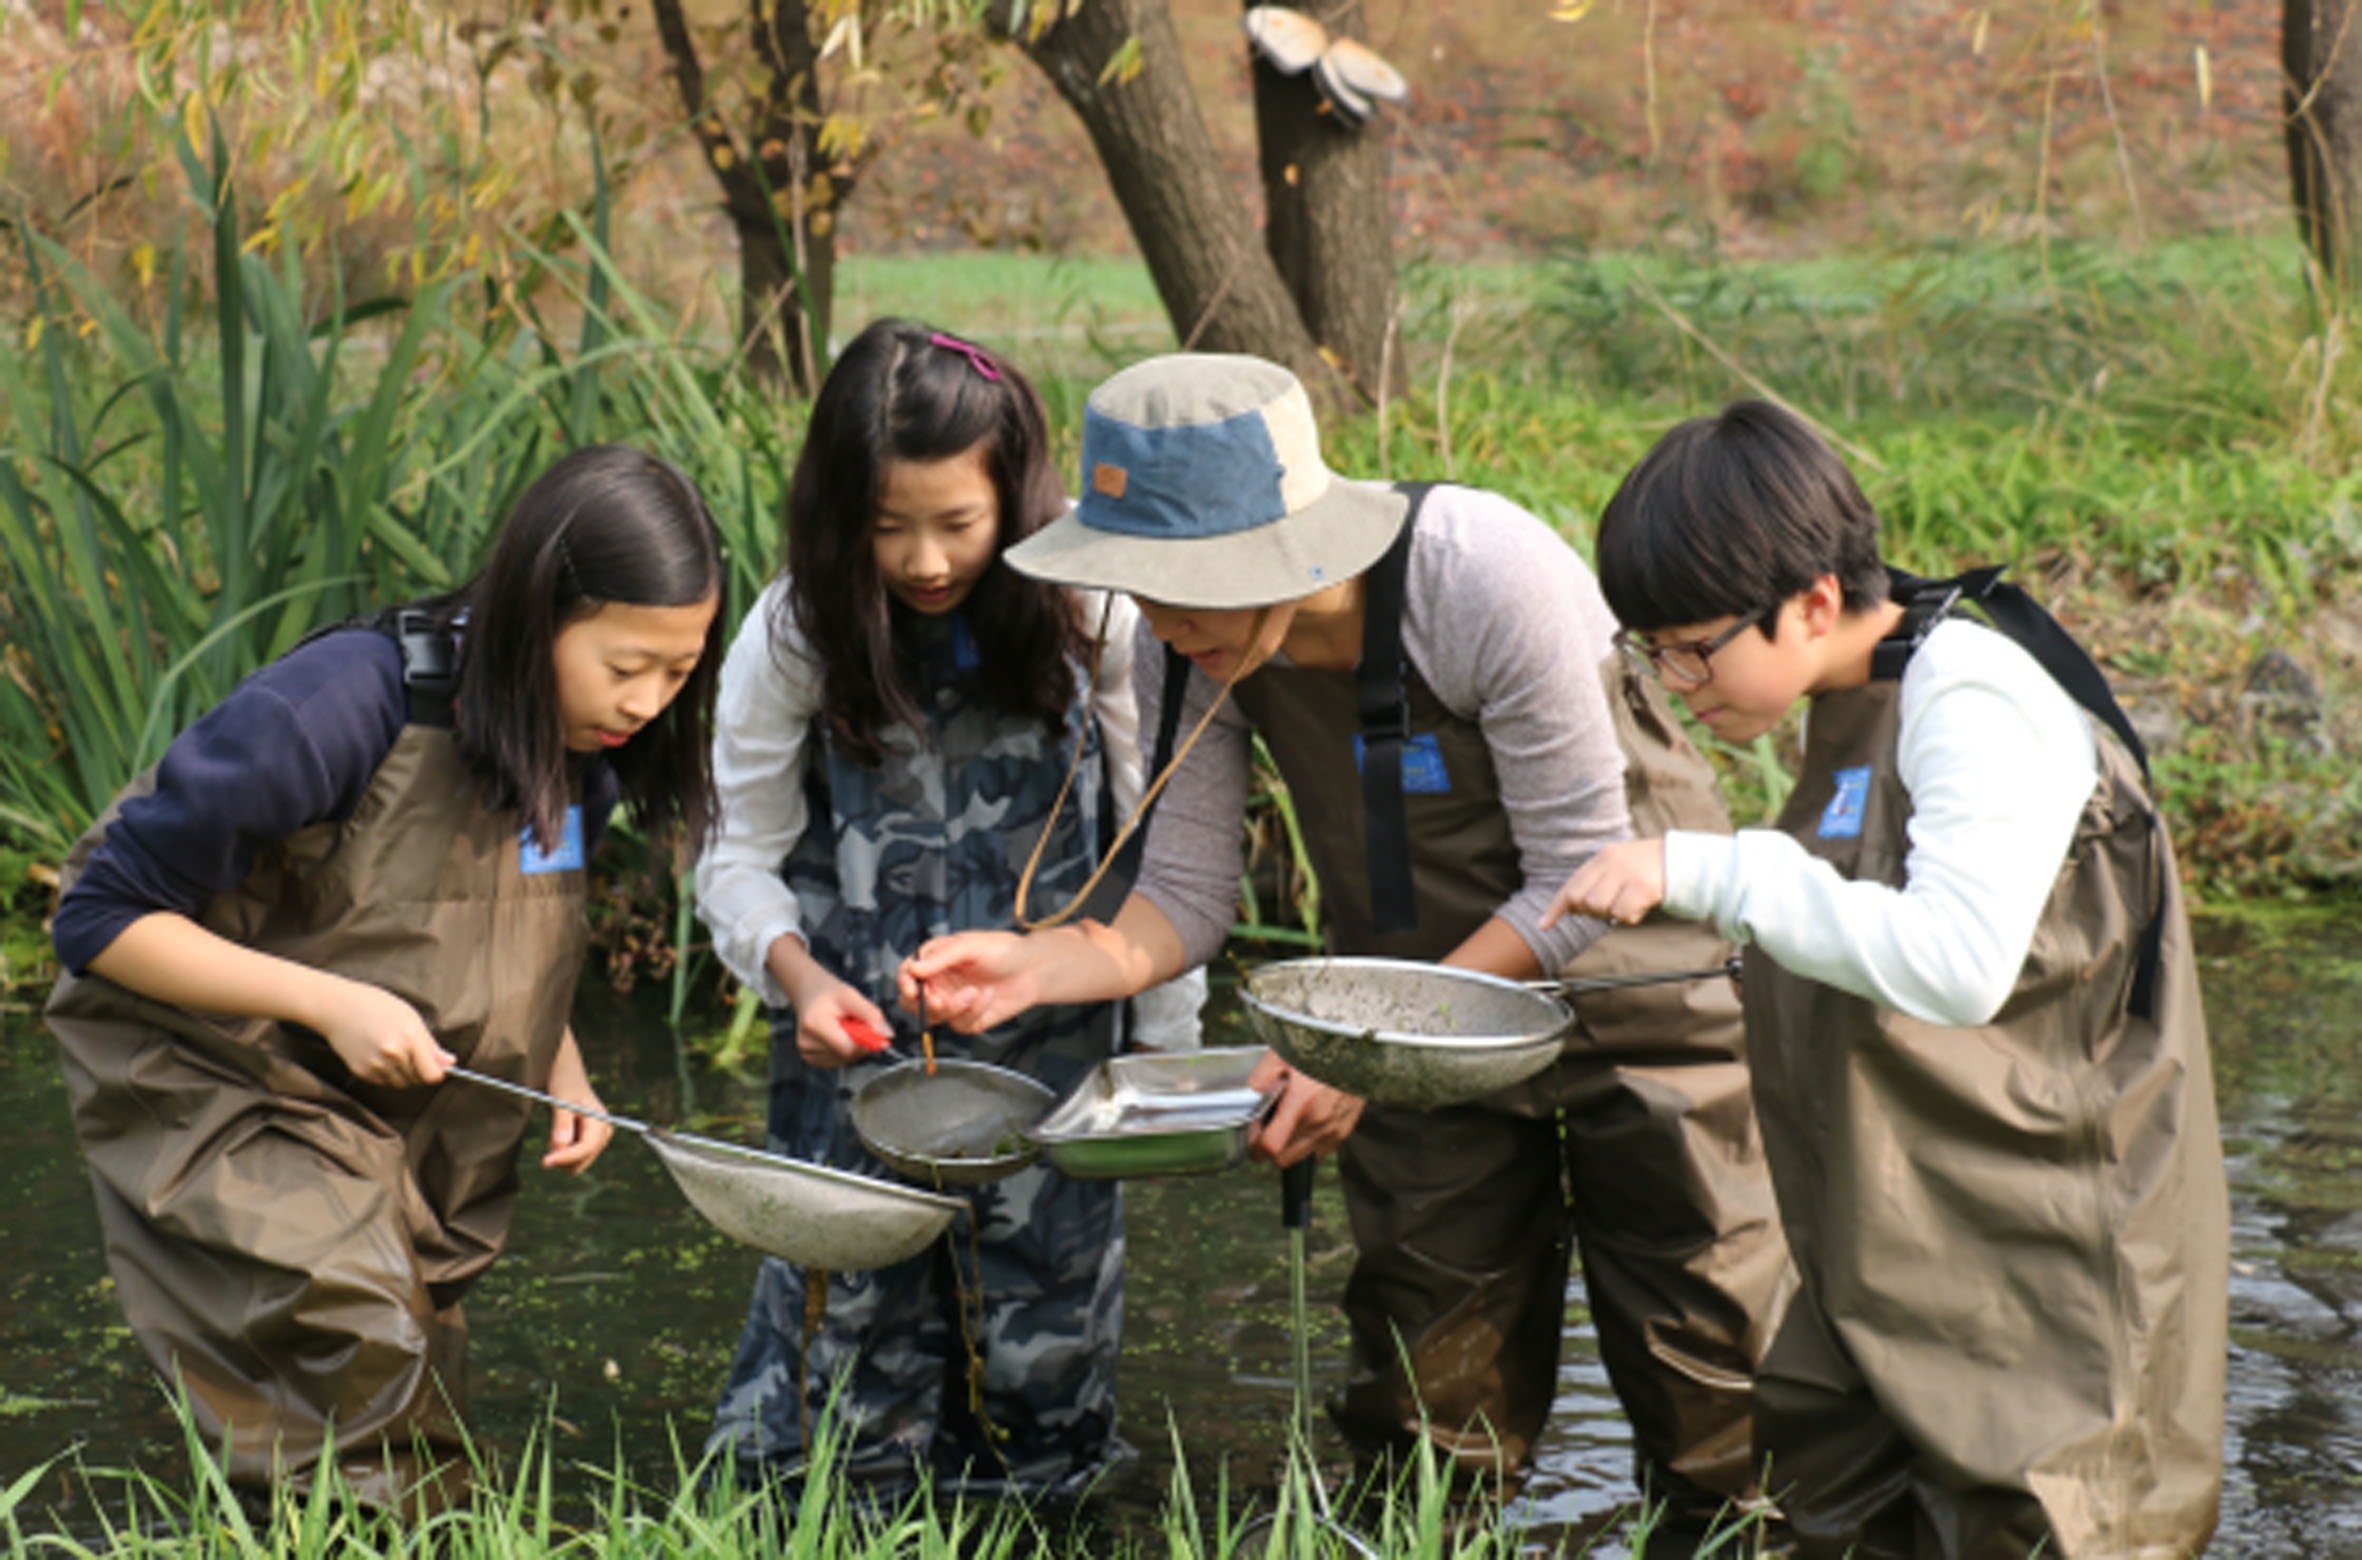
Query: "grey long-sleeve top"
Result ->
[[1132, 482, 1630, 972]]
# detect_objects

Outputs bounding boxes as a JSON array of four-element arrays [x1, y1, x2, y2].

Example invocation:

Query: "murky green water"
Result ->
[[3, 916, 2357, 1554]]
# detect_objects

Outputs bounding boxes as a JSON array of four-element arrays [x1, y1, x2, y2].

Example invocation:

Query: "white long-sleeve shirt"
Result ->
[[1663, 617, 2099, 1027], [694, 577, 1151, 1008]]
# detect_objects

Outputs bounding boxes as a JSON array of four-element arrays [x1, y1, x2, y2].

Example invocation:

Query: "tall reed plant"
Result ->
[[0, 125, 797, 860], [0, 117, 808, 1016], [0, 124, 541, 857]]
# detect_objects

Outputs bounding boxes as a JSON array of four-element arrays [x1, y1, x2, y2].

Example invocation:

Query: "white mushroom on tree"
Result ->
[[1242, 5, 1408, 126]]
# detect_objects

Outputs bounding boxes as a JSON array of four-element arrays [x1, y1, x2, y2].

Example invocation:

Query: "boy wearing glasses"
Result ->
[[1549, 400, 2227, 1558]]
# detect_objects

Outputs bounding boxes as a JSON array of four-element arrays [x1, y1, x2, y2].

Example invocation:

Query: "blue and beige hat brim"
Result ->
[[1005, 353, 1409, 610]]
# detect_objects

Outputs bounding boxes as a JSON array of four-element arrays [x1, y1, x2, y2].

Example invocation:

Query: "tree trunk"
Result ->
[[1248, 0, 1399, 399], [735, 203, 835, 394], [2286, 0, 2362, 293], [1009, 0, 1346, 405], [650, 0, 842, 394]]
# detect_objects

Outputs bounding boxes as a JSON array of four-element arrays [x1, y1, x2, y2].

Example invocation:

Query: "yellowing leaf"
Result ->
[[1097, 34, 1143, 88], [183, 89, 206, 150], [816, 115, 866, 162], [2195, 44, 2211, 111], [132, 243, 156, 289], [1971, 9, 1989, 57], [1547, 0, 1594, 21]]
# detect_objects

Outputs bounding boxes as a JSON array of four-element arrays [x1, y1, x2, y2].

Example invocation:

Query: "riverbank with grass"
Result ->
[[4, 200, 2358, 1008]]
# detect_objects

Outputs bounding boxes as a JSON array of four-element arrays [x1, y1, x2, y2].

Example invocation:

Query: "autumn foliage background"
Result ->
[[0, 1, 2281, 326]]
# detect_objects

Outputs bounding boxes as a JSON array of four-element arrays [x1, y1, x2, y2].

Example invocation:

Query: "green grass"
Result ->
[[833, 252, 1174, 354], [0, 1386, 1768, 1558]]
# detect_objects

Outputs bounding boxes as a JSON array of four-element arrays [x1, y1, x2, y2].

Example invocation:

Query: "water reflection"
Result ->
[[2204, 917, 2362, 1557], [1, 914, 2356, 1554]]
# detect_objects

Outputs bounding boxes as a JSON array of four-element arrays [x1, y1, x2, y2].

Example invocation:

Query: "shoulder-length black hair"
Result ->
[[1596, 399, 1889, 635], [775, 316, 1083, 766], [441, 444, 724, 851]]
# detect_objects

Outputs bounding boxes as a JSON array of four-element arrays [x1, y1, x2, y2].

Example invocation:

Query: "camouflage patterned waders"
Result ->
[[44, 624, 589, 1513], [1234, 553, 1791, 1519], [1743, 591, 2226, 1558], [708, 615, 1128, 1498]]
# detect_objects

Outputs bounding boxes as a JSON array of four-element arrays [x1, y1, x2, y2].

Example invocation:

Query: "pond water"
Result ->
[[2, 914, 2357, 1554]]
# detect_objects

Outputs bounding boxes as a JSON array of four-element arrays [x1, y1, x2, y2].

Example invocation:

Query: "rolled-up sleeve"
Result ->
[[693, 581, 823, 1007]]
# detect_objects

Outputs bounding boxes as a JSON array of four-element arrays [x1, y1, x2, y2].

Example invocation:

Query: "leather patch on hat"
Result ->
[[1092, 462, 1129, 499]]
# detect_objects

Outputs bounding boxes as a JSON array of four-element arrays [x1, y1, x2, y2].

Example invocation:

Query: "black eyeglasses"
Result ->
[[1614, 613, 1762, 687]]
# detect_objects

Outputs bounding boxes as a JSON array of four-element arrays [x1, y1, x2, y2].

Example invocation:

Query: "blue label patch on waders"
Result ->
[[520, 805, 586, 873], [1355, 730, 1452, 794], [1819, 766, 1873, 839]]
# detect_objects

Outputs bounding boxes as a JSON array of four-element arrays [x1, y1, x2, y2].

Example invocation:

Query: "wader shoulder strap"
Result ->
[[1359, 484, 1432, 939], [290, 603, 459, 728], [394, 608, 459, 728], [1886, 565, 2150, 780], [1877, 563, 2163, 1018]]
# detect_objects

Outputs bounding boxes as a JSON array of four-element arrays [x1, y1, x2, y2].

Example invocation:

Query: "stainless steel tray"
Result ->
[[1028, 1047, 1275, 1180]]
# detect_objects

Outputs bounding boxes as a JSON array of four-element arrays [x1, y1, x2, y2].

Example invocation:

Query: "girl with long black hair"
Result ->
[[47, 444, 724, 1514], [695, 319, 1200, 1502]]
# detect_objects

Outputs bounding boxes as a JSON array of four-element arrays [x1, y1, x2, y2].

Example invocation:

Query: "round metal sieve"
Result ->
[[850, 1057, 1056, 1187]]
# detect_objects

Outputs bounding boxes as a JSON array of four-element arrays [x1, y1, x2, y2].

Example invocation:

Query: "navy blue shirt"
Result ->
[[53, 629, 617, 974]]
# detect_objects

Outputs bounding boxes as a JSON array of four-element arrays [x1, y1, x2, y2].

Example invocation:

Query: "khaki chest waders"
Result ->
[[1743, 572, 2227, 1558], [46, 625, 589, 1512]]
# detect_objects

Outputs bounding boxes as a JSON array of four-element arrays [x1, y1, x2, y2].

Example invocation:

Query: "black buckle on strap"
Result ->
[[396, 608, 458, 725], [1870, 581, 1962, 681]]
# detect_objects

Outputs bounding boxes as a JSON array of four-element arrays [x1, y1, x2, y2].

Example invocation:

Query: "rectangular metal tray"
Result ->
[[1028, 1046, 1275, 1180]]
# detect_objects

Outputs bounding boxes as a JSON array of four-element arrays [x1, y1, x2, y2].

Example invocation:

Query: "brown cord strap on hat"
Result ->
[[1013, 603, 1270, 931]]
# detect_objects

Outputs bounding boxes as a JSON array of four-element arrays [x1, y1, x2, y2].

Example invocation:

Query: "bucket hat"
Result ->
[[1005, 354, 1409, 610]]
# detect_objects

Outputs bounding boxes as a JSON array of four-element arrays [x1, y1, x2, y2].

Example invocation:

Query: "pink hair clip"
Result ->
[[929, 331, 1003, 382]]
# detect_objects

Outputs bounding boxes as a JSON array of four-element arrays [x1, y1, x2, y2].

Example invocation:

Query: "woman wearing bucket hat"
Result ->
[[906, 353, 1794, 1529]]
